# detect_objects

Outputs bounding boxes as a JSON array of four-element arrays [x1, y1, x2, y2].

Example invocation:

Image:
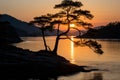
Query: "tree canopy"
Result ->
[[31, 0, 103, 55]]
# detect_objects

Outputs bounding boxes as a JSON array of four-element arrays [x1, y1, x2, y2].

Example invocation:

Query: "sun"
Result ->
[[70, 24, 75, 27]]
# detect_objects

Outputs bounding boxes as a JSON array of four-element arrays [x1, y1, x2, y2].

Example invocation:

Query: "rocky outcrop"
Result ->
[[0, 44, 98, 79]]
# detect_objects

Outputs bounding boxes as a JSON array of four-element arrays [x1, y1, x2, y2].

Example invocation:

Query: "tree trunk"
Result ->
[[52, 24, 60, 55], [53, 36, 60, 55], [41, 30, 48, 51], [53, 22, 70, 54]]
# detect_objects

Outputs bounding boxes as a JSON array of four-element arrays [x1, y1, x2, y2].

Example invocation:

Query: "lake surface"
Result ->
[[14, 36, 120, 80]]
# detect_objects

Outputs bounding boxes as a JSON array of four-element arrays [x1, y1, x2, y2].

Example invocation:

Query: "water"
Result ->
[[14, 36, 120, 80]]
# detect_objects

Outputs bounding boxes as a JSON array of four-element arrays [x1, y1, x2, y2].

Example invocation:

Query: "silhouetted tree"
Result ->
[[31, 0, 103, 55], [30, 14, 52, 51], [52, 0, 93, 54]]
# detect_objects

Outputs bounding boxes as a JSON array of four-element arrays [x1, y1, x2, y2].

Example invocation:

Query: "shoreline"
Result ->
[[0, 44, 99, 79]]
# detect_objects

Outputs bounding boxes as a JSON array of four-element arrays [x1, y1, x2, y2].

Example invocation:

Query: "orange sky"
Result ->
[[0, 0, 120, 27]]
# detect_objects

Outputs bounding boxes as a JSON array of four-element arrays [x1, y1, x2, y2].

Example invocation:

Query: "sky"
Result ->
[[0, 0, 120, 27]]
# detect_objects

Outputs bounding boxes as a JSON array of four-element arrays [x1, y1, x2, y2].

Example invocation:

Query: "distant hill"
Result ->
[[81, 22, 120, 39], [0, 14, 43, 36]]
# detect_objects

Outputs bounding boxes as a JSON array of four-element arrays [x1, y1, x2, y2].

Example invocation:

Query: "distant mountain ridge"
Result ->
[[0, 14, 42, 36], [81, 21, 120, 39]]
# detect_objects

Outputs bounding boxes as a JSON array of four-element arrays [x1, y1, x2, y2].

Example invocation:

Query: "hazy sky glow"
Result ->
[[0, 0, 120, 27]]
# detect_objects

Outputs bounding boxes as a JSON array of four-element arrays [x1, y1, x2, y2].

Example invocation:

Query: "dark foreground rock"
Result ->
[[0, 44, 98, 79]]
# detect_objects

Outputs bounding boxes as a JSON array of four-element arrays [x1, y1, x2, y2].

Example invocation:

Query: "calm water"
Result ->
[[14, 36, 120, 80]]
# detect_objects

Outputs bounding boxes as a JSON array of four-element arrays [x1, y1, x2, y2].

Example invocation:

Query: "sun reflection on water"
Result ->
[[71, 36, 75, 63]]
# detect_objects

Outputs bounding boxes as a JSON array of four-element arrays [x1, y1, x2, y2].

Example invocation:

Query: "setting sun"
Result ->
[[70, 24, 75, 27]]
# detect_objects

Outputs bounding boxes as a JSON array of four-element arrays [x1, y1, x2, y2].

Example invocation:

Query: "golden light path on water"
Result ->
[[70, 36, 75, 63], [14, 37, 120, 80]]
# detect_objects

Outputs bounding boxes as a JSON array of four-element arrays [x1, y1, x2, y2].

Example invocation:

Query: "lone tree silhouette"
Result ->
[[31, 0, 103, 55], [52, 0, 94, 54], [30, 14, 53, 51]]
